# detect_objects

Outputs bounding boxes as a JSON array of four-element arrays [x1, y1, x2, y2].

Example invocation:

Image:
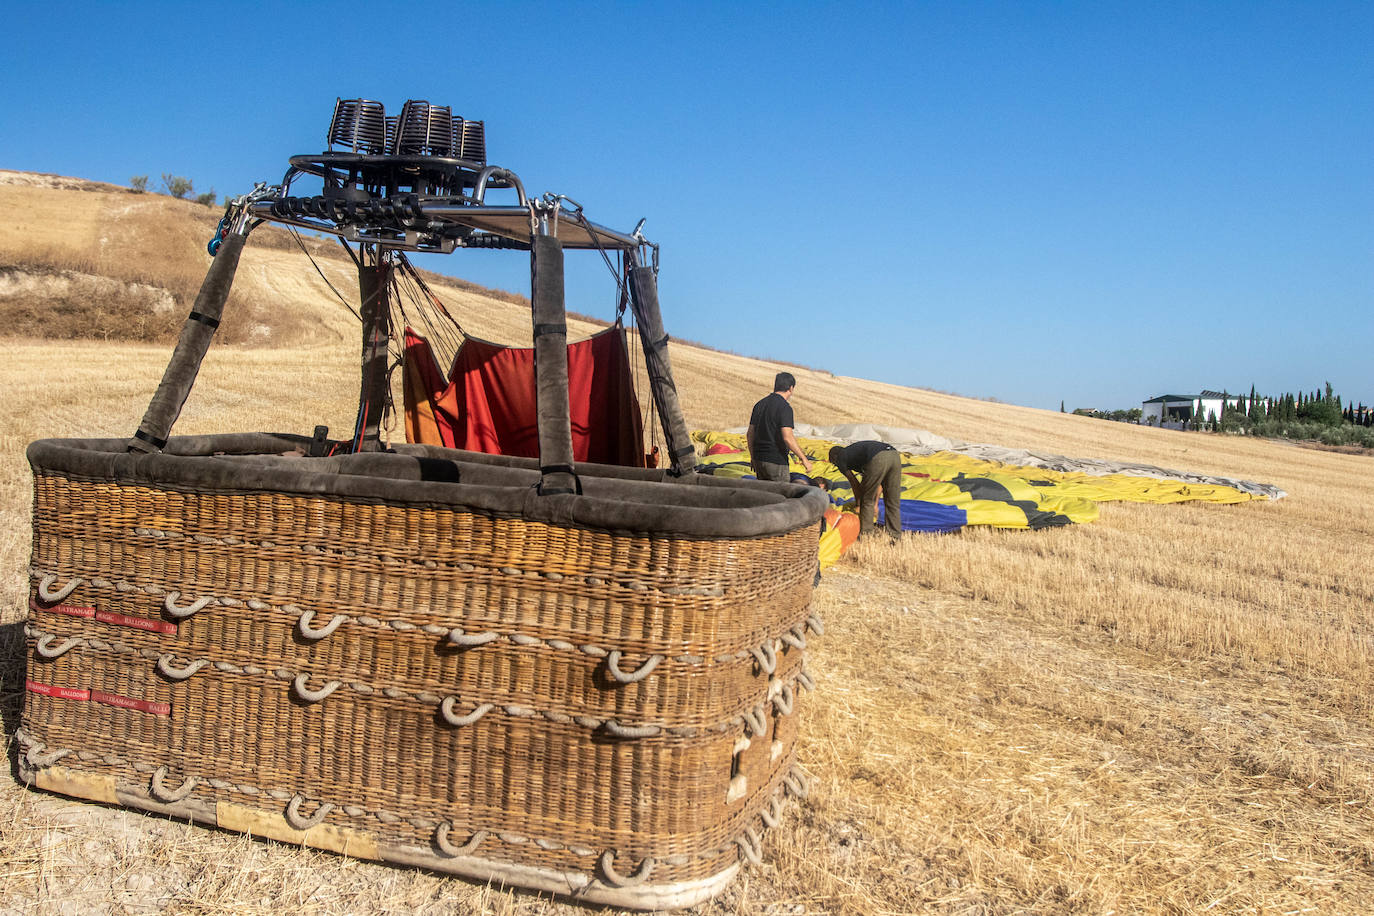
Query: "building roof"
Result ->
[[1143, 390, 1229, 403]]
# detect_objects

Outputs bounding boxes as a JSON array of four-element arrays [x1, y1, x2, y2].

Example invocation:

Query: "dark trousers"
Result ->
[[857, 449, 903, 538]]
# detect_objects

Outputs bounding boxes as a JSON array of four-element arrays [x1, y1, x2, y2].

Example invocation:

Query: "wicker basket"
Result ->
[[20, 434, 826, 909]]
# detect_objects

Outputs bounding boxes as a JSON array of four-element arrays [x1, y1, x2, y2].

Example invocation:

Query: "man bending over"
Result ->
[[829, 440, 903, 540]]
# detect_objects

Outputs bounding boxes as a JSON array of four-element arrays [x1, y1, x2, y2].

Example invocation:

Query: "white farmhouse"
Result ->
[[1141, 390, 1227, 427]]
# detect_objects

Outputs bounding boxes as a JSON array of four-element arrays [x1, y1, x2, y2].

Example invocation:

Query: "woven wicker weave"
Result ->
[[20, 435, 825, 908]]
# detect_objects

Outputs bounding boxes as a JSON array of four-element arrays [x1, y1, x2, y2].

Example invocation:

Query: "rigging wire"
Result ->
[[286, 227, 363, 322]]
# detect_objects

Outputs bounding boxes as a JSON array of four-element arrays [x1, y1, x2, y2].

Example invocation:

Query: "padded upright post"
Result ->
[[129, 232, 246, 453], [531, 234, 577, 494], [355, 250, 391, 452], [627, 252, 696, 474]]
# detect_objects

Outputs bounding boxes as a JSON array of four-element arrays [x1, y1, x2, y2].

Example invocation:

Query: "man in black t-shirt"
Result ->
[[747, 372, 813, 483], [829, 440, 903, 539]]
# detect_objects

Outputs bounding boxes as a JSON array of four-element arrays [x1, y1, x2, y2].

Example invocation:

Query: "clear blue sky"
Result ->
[[5, 1, 1371, 411]]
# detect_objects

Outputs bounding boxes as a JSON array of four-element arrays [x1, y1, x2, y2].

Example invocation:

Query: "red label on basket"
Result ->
[[28, 599, 96, 618], [90, 690, 171, 717], [26, 679, 91, 701], [94, 610, 177, 635]]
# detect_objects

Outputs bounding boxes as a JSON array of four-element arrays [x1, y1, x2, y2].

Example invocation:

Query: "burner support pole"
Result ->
[[531, 233, 577, 495], [128, 232, 246, 453]]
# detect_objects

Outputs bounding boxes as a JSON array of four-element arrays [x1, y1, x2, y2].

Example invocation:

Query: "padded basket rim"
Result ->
[[28, 435, 828, 540]]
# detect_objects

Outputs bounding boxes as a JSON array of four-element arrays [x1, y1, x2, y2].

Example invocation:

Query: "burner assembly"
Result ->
[[254, 97, 632, 255]]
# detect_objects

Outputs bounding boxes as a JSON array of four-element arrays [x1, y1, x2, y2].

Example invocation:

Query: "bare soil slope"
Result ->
[[1, 172, 1371, 914]]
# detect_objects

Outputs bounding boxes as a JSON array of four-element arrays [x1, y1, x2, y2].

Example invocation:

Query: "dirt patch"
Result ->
[[0, 170, 126, 193], [0, 266, 178, 342]]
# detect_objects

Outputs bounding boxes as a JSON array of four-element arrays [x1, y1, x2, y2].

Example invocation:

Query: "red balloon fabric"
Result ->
[[403, 326, 645, 467]]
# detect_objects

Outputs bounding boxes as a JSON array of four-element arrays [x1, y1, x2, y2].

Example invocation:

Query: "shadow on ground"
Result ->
[[2, 621, 26, 776]]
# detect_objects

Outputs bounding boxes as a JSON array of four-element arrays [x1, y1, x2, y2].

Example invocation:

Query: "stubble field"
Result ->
[[1, 174, 1371, 914]]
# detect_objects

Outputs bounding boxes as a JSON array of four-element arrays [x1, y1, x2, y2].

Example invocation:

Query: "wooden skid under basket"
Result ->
[[19, 435, 826, 909]]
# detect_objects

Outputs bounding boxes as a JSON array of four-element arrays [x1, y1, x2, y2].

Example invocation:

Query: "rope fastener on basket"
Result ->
[[19, 732, 71, 770], [156, 654, 209, 681], [735, 827, 764, 867], [150, 766, 199, 803], [440, 697, 494, 727], [604, 650, 664, 684], [783, 768, 810, 800], [806, 613, 825, 636], [36, 574, 82, 604], [164, 592, 214, 620], [292, 674, 341, 703], [296, 608, 346, 641], [773, 682, 795, 716], [760, 793, 785, 829], [435, 822, 487, 857], [742, 704, 768, 738], [599, 850, 655, 888], [750, 642, 777, 676], [285, 795, 335, 830], [447, 628, 500, 648], [602, 720, 662, 739], [35, 634, 83, 660]]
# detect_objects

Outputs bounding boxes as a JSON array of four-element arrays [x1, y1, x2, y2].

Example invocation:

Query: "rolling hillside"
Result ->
[[2, 171, 1371, 915]]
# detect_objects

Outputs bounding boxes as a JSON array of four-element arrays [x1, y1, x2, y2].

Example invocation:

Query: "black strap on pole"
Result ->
[[128, 231, 247, 453], [627, 251, 696, 475], [353, 248, 391, 452], [531, 234, 578, 496]]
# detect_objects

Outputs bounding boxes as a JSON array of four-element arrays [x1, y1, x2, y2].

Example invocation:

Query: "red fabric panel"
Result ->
[[403, 326, 645, 467], [402, 328, 459, 449]]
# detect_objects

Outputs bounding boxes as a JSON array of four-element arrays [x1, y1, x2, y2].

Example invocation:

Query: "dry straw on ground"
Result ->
[[1, 173, 1371, 914]]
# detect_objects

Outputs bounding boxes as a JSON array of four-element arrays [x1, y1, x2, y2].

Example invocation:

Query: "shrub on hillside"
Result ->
[[162, 174, 193, 199]]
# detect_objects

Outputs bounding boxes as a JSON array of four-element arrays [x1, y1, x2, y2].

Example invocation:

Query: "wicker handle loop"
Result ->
[[781, 628, 807, 651], [735, 828, 764, 867], [164, 592, 214, 619], [783, 768, 810, 800], [35, 634, 82, 660], [447, 629, 500, 648], [806, 613, 825, 636], [297, 609, 345, 641], [760, 793, 785, 829], [156, 654, 209, 681], [36, 574, 82, 604], [603, 720, 662, 739], [440, 697, 494, 727], [25, 740, 71, 769], [774, 682, 795, 716], [292, 674, 341, 703], [285, 795, 335, 830], [750, 643, 777, 676], [435, 822, 487, 857], [604, 651, 664, 685], [150, 765, 199, 802], [599, 850, 656, 888], [742, 705, 768, 738]]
